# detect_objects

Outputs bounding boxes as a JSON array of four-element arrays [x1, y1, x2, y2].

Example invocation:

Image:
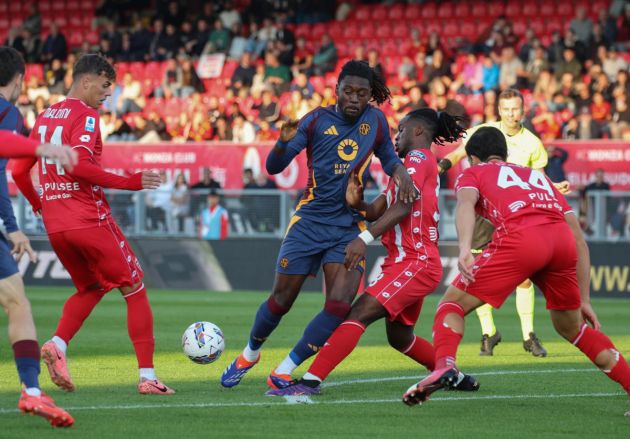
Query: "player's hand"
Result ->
[[35, 144, 78, 171], [346, 173, 363, 208], [344, 238, 366, 271], [393, 165, 418, 204], [279, 120, 299, 142], [457, 249, 475, 284], [581, 302, 601, 331], [554, 180, 571, 194], [141, 171, 162, 189], [7, 230, 37, 263]]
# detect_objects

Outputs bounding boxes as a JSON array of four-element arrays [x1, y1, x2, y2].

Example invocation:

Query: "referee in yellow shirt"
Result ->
[[438, 89, 570, 357]]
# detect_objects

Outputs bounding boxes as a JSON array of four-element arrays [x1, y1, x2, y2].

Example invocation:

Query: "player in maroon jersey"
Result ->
[[268, 109, 479, 396], [11, 53, 175, 395], [402, 127, 630, 413]]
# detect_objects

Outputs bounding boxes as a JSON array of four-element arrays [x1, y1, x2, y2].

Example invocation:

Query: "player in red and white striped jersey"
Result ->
[[12, 54, 174, 395], [268, 109, 479, 396]]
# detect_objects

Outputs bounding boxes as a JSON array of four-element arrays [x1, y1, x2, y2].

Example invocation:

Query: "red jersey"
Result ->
[[455, 161, 573, 238], [380, 149, 440, 264], [18, 98, 143, 234]]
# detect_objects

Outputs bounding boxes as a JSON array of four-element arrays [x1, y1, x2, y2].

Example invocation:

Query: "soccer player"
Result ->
[[221, 61, 417, 389], [11, 53, 175, 395], [402, 127, 630, 412], [437, 89, 567, 357], [0, 46, 76, 427], [267, 109, 480, 396]]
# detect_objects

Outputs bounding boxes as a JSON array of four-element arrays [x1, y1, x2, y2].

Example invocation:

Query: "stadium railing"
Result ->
[[13, 190, 630, 242]]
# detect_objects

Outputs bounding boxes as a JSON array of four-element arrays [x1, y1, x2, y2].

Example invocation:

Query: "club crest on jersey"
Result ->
[[337, 138, 359, 161], [280, 258, 289, 268], [85, 116, 95, 132], [359, 123, 370, 135]]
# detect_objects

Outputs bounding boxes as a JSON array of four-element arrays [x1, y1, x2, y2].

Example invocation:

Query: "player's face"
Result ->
[[336, 75, 371, 122], [498, 97, 524, 130], [85, 73, 113, 109], [394, 117, 418, 158]]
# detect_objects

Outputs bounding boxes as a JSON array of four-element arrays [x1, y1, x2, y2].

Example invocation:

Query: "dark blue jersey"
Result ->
[[0, 98, 24, 233], [267, 105, 401, 227]]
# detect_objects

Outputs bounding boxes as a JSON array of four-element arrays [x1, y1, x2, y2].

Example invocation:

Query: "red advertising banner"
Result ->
[[9, 141, 630, 194]]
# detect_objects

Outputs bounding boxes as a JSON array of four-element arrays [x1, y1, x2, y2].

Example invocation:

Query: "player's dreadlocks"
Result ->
[[338, 60, 391, 105], [407, 108, 466, 146]]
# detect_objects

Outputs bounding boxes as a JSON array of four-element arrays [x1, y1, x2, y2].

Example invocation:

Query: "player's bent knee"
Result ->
[[0, 274, 28, 310]]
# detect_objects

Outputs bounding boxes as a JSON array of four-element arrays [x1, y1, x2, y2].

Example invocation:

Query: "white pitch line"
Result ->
[[0, 391, 624, 415], [324, 367, 597, 388], [282, 395, 314, 404]]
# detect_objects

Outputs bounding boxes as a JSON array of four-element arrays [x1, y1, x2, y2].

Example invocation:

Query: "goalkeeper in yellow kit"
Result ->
[[438, 89, 570, 357]]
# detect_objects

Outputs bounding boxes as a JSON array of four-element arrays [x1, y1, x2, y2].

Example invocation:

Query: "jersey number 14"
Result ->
[[37, 125, 66, 175]]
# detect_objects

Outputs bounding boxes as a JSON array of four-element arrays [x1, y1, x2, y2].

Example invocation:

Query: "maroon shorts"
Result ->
[[48, 222, 143, 292], [366, 258, 442, 326], [452, 222, 581, 311]]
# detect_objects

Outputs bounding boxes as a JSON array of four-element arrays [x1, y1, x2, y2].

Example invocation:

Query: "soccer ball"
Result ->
[[182, 321, 225, 364]]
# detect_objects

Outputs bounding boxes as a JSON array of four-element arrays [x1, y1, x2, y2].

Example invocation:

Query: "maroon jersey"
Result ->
[[30, 98, 112, 233], [380, 149, 440, 264], [455, 161, 573, 239]]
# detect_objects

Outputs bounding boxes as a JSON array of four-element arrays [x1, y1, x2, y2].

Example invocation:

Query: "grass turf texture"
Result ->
[[1, 288, 629, 438]]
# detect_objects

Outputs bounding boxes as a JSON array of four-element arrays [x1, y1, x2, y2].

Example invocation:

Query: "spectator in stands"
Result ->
[[149, 19, 166, 60], [179, 20, 196, 57], [555, 47, 582, 84], [518, 29, 537, 64], [115, 72, 144, 115], [100, 111, 116, 141], [397, 55, 417, 91], [45, 59, 66, 95], [156, 59, 182, 97], [171, 173, 190, 233], [161, 1, 185, 28], [290, 72, 314, 99], [257, 120, 277, 141], [613, 70, 630, 98], [310, 34, 337, 76], [207, 19, 231, 54], [264, 52, 291, 95], [617, 5, 630, 51], [563, 28, 588, 63], [25, 95, 48, 129], [545, 146, 569, 183], [291, 37, 313, 76], [22, 4, 41, 36], [610, 93, 630, 139], [499, 46, 525, 90], [577, 106, 604, 139], [320, 86, 336, 107], [483, 102, 499, 123], [231, 53, 256, 92], [573, 82, 592, 112], [275, 16, 296, 66], [367, 49, 385, 83], [257, 90, 280, 124], [41, 23, 67, 63], [284, 90, 311, 120], [531, 100, 561, 141], [146, 170, 172, 231], [525, 46, 550, 89], [401, 85, 428, 112], [481, 54, 499, 91], [570, 6, 594, 44], [586, 169, 611, 192], [603, 48, 629, 82], [192, 168, 222, 190], [190, 19, 210, 57], [546, 30, 564, 66], [200, 190, 228, 240], [598, 9, 618, 46], [108, 116, 135, 141], [219, 1, 241, 29], [213, 116, 233, 141], [424, 48, 450, 84], [101, 20, 122, 56], [562, 117, 580, 139], [232, 114, 256, 143], [130, 20, 152, 61], [141, 110, 171, 142], [256, 18, 278, 56], [188, 110, 213, 141], [228, 23, 248, 60], [5, 27, 26, 59], [180, 57, 205, 97], [21, 28, 41, 63], [590, 91, 612, 130]]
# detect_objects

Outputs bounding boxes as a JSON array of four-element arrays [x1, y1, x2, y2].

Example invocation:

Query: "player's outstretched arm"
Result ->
[[266, 119, 307, 174], [455, 188, 479, 283], [11, 157, 41, 212], [565, 212, 600, 330], [345, 173, 387, 221], [344, 198, 411, 271]]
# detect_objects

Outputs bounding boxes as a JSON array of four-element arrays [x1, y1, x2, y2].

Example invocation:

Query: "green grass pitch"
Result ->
[[1, 287, 629, 438]]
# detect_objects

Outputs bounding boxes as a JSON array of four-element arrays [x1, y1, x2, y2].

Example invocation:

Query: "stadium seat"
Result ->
[[342, 23, 358, 40], [327, 21, 343, 40], [354, 6, 370, 21], [358, 23, 374, 39], [454, 2, 470, 18], [221, 60, 238, 79], [522, 3, 537, 16], [67, 1, 80, 11], [465, 94, 484, 116], [55, 17, 68, 28], [80, 2, 94, 11], [8, 2, 21, 14], [69, 16, 82, 27], [311, 23, 327, 40], [512, 19, 528, 36], [420, 3, 436, 19], [388, 4, 404, 20], [85, 30, 99, 45], [51, 1, 65, 12], [471, 2, 487, 18], [68, 31, 84, 48], [556, 2, 573, 16], [529, 18, 545, 36], [0, 3, 9, 14], [24, 64, 44, 83], [437, 3, 453, 19], [486, 1, 505, 17], [375, 23, 392, 39], [392, 25, 409, 39], [545, 17, 563, 34], [442, 22, 459, 38], [539, 3, 556, 17], [370, 5, 388, 20], [505, 3, 522, 17], [294, 24, 310, 39], [460, 21, 477, 41], [405, 4, 421, 20], [0, 18, 8, 30], [38, 2, 52, 13]]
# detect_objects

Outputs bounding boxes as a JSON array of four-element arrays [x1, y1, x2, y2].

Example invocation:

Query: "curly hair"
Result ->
[[338, 60, 391, 105]]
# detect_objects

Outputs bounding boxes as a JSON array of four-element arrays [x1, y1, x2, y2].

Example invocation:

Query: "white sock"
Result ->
[[139, 368, 157, 381], [302, 372, 322, 383], [274, 355, 298, 376], [242, 344, 260, 362], [52, 336, 67, 354], [516, 284, 535, 340], [24, 387, 42, 397]]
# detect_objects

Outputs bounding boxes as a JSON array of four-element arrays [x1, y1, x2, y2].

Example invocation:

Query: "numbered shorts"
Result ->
[[48, 222, 144, 292], [452, 222, 581, 311], [276, 215, 365, 276], [366, 258, 442, 326], [0, 235, 18, 279]]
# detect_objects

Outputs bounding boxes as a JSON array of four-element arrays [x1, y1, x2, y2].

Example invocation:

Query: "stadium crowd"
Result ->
[[3, 0, 630, 144]]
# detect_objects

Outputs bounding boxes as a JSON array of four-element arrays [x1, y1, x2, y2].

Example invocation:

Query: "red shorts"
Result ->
[[452, 222, 581, 311], [366, 258, 442, 326], [48, 222, 143, 292]]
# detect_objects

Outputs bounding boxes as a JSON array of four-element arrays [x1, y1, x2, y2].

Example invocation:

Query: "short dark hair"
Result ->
[[465, 126, 507, 161], [498, 88, 523, 105], [338, 60, 391, 105], [406, 108, 466, 146], [0, 46, 25, 87], [72, 53, 116, 82]]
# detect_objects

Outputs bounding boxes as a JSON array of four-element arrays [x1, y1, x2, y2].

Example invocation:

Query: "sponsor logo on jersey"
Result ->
[[337, 138, 359, 161], [508, 201, 526, 212], [85, 116, 96, 132], [80, 134, 91, 142], [324, 125, 338, 135], [409, 150, 426, 160], [359, 123, 370, 135]]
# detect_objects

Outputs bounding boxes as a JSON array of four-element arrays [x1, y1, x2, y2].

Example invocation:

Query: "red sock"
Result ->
[[572, 323, 630, 395], [54, 290, 106, 343], [124, 284, 154, 368], [307, 320, 365, 382], [432, 302, 465, 370], [399, 336, 435, 371]]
